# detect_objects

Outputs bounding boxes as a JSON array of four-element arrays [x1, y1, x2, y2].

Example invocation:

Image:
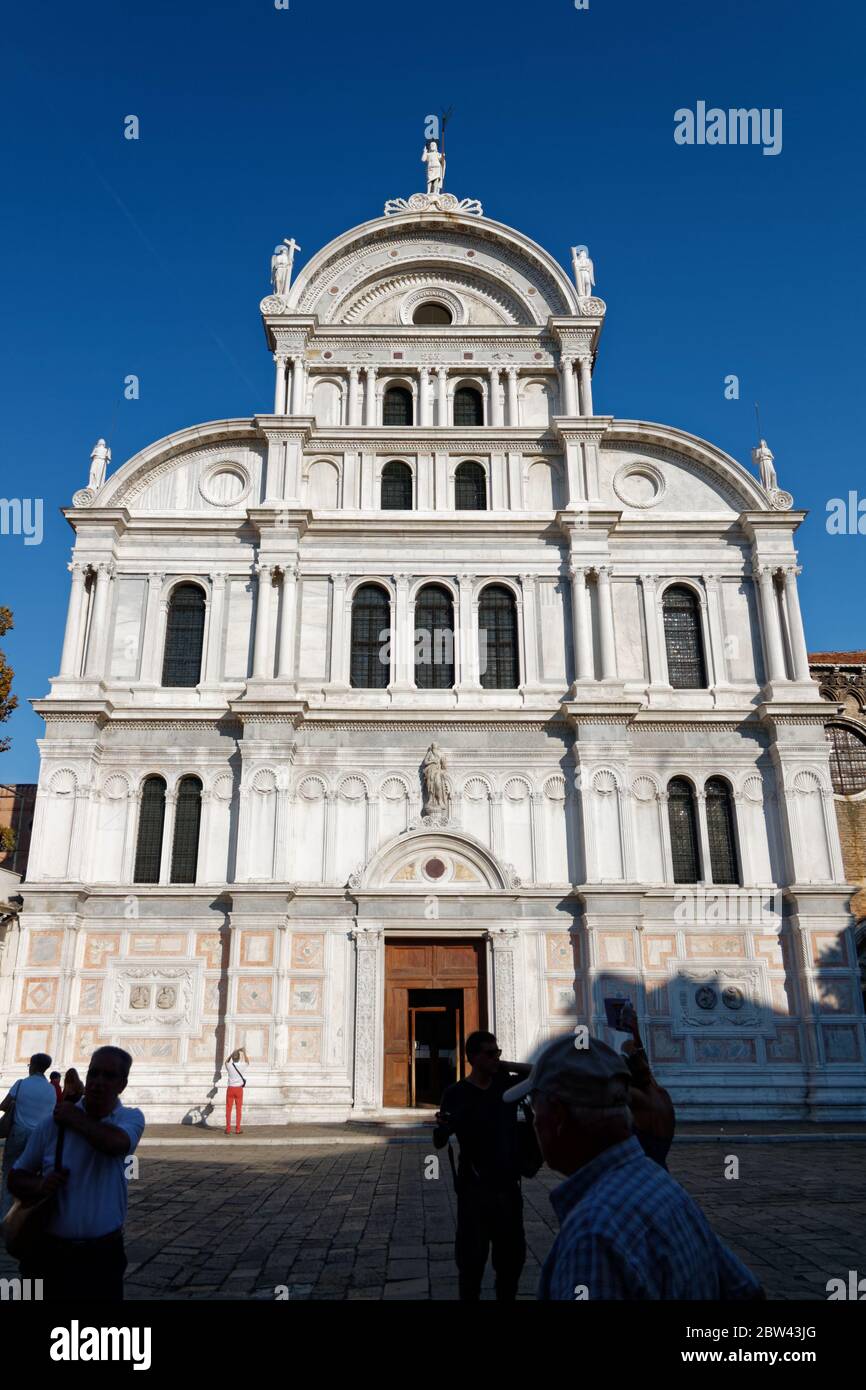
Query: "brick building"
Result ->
[[0, 784, 36, 879], [810, 652, 866, 1003]]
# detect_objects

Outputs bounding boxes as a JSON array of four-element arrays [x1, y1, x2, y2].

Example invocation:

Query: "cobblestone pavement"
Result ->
[[2, 1139, 863, 1300]]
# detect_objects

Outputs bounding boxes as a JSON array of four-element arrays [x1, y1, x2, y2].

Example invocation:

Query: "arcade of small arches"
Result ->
[[272, 362, 583, 427]]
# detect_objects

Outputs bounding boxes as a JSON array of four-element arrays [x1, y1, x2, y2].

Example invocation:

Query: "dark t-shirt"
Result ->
[[435, 1072, 521, 1188]]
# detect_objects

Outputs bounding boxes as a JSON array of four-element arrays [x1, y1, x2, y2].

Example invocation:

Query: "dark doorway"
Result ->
[[408, 988, 463, 1106]]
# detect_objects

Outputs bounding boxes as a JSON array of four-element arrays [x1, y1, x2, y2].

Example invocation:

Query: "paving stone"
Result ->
[[47, 1138, 849, 1302]]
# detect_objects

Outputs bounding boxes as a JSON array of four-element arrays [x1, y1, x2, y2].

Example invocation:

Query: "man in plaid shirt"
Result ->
[[504, 1034, 763, 1301]]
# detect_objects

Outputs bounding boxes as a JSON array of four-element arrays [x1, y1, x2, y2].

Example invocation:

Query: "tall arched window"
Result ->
[[705, 777, 739, 884], [381, 461, 413, 510], [478, 584, 519, 690], [350, 584, 391, 689], [383, 386, 413, 427], [667, 777, 701, 883], [161, 583, 206, 688], [414, 584, 455, 689], [663, 585, 707, 689], [455, 461, 487, 511], [826, 724, 866, 796], [413, 302, 452, 325], [171, 775, 202, 884], [134, 775, 166, 884], [454, 386, 483, 427]]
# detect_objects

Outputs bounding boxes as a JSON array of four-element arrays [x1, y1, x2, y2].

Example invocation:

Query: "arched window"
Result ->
[[413, 302, 452, 325], [826, 724, 866, 796], [383, 386, 413, 427], [350, 584, 391, 689], [667, 777, 701, 883], [663, 585, 707, 689], [454, 386, 483, 427], [455, 461, 487, 511], [171, 775, 202, 884], [161, 583, 206, 688], [414, 585, 455, 689], [478, 585, 519, 690], [381, 461, 413, 510], [705, 777, 739, 884], [134, 776, 166, 884]]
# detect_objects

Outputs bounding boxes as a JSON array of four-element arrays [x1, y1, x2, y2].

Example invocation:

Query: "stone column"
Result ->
[[204, 573, 227, 684], [506, 368, 519, 426], [196, 788, 213, 885], [569, 565, 594, 684], [418, 367, 431, 427], [694, 790, 711, 884], [273, 354, 288, 414], [488, 928, 521, 1061], [346, 366, 361, 426], [596, 565, 617, 680], [83, 562, 113, 678], [782, 565, 811, 683], [351, 926, 384, 1111], [639, 575, 664, 686], [560, 357, 577, 417], [159, 788, 178, 885], [329, 574, 348, 686], [703, 574, 727, 687], [530, 792, 545, 884], [290, 355, 307, 415], [436, 367, 448, 426], [392, 573, 412, 689], [139, 571, 165, 684], [252, 564, 274, 679], [489, 367, 503, 426], [121, 785, 139, 883], [756, 565, 787, 684], [458, 574, 479, 688], [277, 564, 298, 681], [364, 366, 377, 426], [59, 562, 88, 677], [519, 574, 539, 688], [577, 355, 594, 416]]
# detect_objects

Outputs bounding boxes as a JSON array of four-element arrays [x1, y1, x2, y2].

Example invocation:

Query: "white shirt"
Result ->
[[13, 1099, 145, 1239], [226, 1060, 246, 1087], [7, 1074, 56, 1132]]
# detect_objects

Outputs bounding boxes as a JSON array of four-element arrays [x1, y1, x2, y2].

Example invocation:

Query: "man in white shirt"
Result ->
[[9, 1045, 145, 1301], [225, 1047, 248, 1134], [0, 1052, 56, 1218]]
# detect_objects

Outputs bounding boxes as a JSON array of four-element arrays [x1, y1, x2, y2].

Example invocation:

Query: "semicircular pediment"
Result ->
[[359, 829, 510, 890], [288, 214, 578, 325]]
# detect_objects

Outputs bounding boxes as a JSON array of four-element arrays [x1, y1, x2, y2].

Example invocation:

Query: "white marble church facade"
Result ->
[[2, 177, 864, 1122]]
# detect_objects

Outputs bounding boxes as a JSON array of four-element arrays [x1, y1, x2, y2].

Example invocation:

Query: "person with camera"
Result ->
[[618, 1003, 676, 1169], [432, 1031, 533, 1301]]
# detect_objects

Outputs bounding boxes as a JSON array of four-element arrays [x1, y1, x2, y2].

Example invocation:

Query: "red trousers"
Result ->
[[226, 1086, 244, 1131]]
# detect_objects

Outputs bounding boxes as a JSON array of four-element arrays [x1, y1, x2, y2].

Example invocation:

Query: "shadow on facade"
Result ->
[[180, 893, 232, 1126]]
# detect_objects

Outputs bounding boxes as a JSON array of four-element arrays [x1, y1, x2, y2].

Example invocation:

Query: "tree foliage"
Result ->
[[0, 605, 17, 753]]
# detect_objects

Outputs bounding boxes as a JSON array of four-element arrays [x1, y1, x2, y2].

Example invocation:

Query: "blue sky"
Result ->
[[1, 0, 864, 781]]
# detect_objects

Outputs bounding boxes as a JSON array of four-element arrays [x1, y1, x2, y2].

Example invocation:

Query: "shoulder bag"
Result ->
[[2, 1121, 66, 1262]]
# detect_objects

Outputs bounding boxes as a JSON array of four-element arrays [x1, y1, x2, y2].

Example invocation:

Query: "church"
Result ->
[[2, 153, 864, 1123]]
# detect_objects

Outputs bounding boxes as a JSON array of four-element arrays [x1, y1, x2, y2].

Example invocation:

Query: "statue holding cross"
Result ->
[[271, 238, 301, 298]]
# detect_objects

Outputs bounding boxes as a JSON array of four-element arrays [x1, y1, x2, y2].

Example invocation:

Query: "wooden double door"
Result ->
[[383, 939, 486, 1108]]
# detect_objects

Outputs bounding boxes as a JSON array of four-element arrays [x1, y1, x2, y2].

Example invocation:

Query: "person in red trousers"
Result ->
[[224, 1047, 248, 1134]]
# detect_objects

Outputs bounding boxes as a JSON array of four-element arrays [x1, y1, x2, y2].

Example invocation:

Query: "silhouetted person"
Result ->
[[62, 1068, 85, 1105], [0, 1052, 56, 1219], [432, 1031, 531, 1301], [619, 1004, 675, 1168], [9, 1046, 145, 1301], [505, 1035, 763, 1300], [49, 1072, 63, 1104]]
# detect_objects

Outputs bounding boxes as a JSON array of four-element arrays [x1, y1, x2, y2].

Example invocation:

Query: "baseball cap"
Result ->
[[503, 1033, 631, 1107]]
